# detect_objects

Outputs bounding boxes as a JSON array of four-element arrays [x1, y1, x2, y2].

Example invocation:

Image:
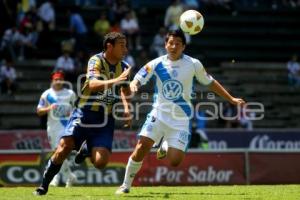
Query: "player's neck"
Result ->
[[52, 86, 63, 91], [103, 52, 118, 65], [168, 54, 182, 61]]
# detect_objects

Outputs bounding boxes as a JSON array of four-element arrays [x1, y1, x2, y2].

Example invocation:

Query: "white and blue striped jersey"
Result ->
[[134, 54, 214, 130], [37, 88, 76, 145]]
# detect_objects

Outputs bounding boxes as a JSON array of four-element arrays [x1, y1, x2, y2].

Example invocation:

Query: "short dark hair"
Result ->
[[165, 29, 186, 45], [103, 32, 126, 51]]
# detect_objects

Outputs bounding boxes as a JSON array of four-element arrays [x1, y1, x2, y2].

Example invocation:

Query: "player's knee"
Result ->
[[53, 140, 73, 161], [60, 141, 73, 153], [132, 137, 153, 161], [169, 159, 182, 167], [132, 143, 149, 161], [93, 160, 108, 169]]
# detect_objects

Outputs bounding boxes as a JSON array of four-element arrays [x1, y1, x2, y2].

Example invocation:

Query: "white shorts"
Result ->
[[139, 110, 191, 152], [47, 129, 64, 150]]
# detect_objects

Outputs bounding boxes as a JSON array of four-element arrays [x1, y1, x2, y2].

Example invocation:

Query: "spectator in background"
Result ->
[[110, 20, 121, 33], [19, 11, 38, 33], [0, 58, 17, 95], [74, 50, 86, 77], [68, 7, 87, 52], [135, 49, 149, 72], [125, 52, 135, 69], [151, 27, 167, 57], [164, 0, 191, 44], [164, 0, 184, 29], [94, 13, 110, 40], [0, 26, 19, 60], [282, 0, 300, 8], [55, 42, 75, 82], [0, 1, 18, 32], [183, 0, 199, 9], [37, 0, 56, 32], [120, 10, 142, 50], [287, 54, 300, 87], [194, 109, 209, 148], [237, 105, 254, 131], [74, 0, 98, 7], [113, 0, 131, 21], [14, 22, 38, 60], [17, 0, 36, 26], [220, 102, 238, 128]]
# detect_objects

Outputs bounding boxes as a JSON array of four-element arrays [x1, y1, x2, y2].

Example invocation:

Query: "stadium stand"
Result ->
[[0, 1, 300, 129]]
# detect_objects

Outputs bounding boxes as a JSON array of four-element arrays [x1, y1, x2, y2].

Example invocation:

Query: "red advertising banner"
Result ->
[[0, 152, 245, 186], [249, 153, 300, 184], [0, 130, 137, 150], [2, 130, 300, 150], [112, 130, 137, 149], [0, 130, 50, 150], [0, 151, 299, 186], [134, 152, 246, 186]]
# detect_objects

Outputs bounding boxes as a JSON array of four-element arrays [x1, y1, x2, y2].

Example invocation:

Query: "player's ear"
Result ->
[[107, 42, 113, 51], [180, 43, 186, 52]]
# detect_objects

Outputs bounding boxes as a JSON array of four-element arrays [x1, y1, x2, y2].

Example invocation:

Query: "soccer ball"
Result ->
[[179, 10, 204, 35]]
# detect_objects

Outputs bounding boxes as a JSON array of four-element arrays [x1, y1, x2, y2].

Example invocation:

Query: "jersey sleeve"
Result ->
[[134, 60, 155, 85], [86, 55, 101, 80], [194, 59, 214, 85], [37, 91, 49, 109]]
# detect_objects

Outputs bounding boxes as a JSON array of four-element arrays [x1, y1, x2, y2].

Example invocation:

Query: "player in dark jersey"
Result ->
[[34, 32, 132, 195]]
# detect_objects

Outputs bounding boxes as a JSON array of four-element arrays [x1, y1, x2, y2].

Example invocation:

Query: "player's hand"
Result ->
[[117, 67, 131, 82], [48, 104, 57, 111], [230, 98, 245, 107], [123, 111, 132, 128], [130, 80, 139, 93]]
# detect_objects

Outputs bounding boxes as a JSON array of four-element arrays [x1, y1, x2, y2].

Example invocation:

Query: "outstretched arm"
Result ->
[[37, 104, 57, 117], [208, 80, 245, 106], [129, 79, 141, 93], [120, 86, 132, 127], [88, 67, 131, 92]]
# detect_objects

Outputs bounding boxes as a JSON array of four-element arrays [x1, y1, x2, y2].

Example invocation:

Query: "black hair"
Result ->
[[165, 29, 186, 45], [103, 32, 126, 51]]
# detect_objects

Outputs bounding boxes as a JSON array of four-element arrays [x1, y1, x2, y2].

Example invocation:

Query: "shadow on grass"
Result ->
[[123, 192, 249, 199]]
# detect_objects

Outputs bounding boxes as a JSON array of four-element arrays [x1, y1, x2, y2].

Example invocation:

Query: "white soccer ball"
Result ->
[[179, 10, 204, 35]]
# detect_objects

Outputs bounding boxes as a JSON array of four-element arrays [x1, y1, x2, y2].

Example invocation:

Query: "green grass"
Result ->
[[0, 185, 299, 200]]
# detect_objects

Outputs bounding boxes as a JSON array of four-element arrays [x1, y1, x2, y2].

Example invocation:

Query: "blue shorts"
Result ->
[[63, 108, 115, 152]]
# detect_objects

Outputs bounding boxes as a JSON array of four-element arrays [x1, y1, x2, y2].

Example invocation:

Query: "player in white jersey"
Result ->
[[116, 29, 245, 194], [37, 71, 77, 187]]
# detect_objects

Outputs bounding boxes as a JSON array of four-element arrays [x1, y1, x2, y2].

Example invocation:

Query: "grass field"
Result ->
[[0, 185, 299, 200]]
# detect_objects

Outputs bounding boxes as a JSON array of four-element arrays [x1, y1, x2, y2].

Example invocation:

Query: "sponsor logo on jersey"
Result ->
[[138, 65, 152, 78], [162, 80, 183, 100]]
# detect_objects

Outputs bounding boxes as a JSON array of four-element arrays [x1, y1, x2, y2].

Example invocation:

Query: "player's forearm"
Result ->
[[36, 107, 50, 116], [208, 80, 235, 104], [121, 87, 131, 113], [88, 79, 120, 92]]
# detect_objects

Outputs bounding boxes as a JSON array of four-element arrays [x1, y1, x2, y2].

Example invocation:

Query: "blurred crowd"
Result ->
[[0, 0, 299, 134], [1, 0, 299, 64]]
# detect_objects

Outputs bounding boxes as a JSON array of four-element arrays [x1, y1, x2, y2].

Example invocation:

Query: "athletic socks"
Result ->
[[40, 159, 62, 191], [122, 157, 142, 189]]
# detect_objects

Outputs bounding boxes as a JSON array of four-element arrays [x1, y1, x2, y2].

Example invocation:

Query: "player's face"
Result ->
[[165, 36, 185, 61], [52, 78, 64, 90], [111, 38, 128, 61]]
